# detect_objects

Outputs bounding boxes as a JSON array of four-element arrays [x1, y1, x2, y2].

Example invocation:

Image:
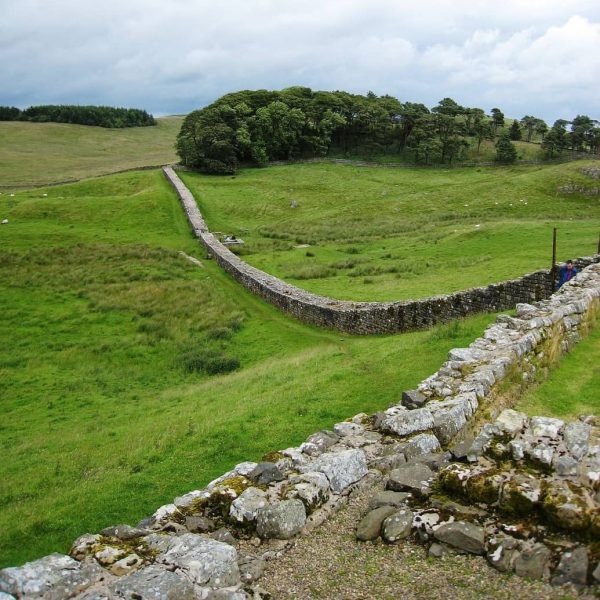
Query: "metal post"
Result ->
[[597, 232, 600, 255], [551, 227, 557, 289]]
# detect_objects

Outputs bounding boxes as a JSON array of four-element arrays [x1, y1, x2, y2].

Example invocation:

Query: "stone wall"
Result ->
[[2, 263, 599, 598], [163, 166, 600, 335]]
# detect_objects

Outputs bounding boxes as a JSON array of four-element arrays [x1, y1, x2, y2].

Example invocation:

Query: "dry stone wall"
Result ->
[[163, 166, 600, 335], [2, 263, 599, 598]]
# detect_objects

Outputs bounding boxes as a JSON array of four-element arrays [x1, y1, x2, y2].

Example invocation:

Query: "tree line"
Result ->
[[176, 87, 599, 174], [0, 105, 156, 128]]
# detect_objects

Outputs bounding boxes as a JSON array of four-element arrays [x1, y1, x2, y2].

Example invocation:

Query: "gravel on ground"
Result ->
[[258, 482, 587, 600]]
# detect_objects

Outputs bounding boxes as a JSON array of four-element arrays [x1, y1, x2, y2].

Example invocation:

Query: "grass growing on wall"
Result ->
[[180, 159, 600, 301], [0, 169, 499, 567], [0, 116, 183, 187], [515, 312, 600, 419]]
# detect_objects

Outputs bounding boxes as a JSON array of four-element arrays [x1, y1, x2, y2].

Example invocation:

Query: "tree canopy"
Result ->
[[174, 87, 598, 173], [0, 105, 156, 128]]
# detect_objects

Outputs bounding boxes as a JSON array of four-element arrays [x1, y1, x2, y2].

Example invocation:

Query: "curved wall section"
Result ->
[[163, 167, 600, 334]]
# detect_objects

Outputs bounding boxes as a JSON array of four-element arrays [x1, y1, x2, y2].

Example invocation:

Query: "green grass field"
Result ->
[[516, 313, 600, 419], [180, 160, 600, 301], [0, 117, 183, 187], [0, 169, 501, 567], [1, 122, 598, 569]]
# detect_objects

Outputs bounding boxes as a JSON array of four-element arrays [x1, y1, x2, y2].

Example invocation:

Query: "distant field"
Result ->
[[0, 169, 499, 567], [181, 159, 600, 301], [0, 116, 183, 186]]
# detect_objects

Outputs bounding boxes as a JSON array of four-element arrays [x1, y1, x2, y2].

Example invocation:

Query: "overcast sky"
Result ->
[[1, 0, 599, 122]]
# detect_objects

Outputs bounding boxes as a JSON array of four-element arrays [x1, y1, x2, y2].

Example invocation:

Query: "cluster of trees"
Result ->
[[177, 88, 514, 173], [178, 87, 600, 174], [0, 105, 156, 128], [540, 116, 600, 158]]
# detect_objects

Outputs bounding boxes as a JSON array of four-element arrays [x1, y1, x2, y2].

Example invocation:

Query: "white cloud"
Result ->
[[0, 1, 599, 121]]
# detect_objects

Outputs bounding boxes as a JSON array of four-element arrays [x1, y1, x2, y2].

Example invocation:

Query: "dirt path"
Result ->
[[259, 482, 584, 600]]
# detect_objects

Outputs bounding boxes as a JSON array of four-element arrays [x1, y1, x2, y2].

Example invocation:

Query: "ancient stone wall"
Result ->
[[2, 263, 599, 598], [163, 166, 600, 335]]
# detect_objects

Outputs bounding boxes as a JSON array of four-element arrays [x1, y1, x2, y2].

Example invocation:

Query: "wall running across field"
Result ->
[[163, 166, 600, 334]]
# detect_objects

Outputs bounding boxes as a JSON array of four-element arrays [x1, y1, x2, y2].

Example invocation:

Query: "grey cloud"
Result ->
[[1, 0, 599, 121]]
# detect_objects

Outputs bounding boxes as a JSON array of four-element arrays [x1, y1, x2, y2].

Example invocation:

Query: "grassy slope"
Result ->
[[180, 160, 600, 301], [515, 314, 600, 419], [0, 117, 183, 187], [0, 169, 498, 567]]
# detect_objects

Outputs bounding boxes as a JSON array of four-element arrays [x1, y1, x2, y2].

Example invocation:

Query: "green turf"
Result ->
[[0, 117, 183, 187], [180, 160, 600, 301], [0, 169, 500, 567], [515, 313, 600, 419]]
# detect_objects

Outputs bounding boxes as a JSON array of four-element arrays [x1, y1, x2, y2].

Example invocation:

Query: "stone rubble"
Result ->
[[1, 263, 599, 598]]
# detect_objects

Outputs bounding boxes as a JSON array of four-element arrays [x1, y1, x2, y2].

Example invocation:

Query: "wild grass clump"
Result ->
[[180, 348, 240, 375], [286, 264, 336, 280]]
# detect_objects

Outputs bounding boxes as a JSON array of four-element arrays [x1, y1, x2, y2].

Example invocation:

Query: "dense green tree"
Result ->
[[541, 123, 568, 159], [495, 133, 517, 163], [520, 115, 539, 142], [176, 87, 598, 172], [509, 120, 522, 141], [534, 119, 548, 142], [0, 106, 21, 120], [490, 108, 505, 135], [464, 108, 485, 135], [409, 116, 440, 164], [397, 102, 429, 150], [432, 97, 464, 117], [570, 115, 597, 152], [15, 105, 155, 128], [473, 117, 493, 154]]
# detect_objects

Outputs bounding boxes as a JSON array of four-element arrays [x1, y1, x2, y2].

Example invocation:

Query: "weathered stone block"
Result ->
[[530, 416, 565, 439], [387, 463, 435, 497], [499, 473, 542, 515], [514, 543, 551, 580], [433, 521, 485, 554], [229, 487, 268, 525], [381, 509, 414, 543], [147, 533, 240, 588], [381, 408, 434, 437], [109, 564, 196, 599], [0, 554, 104, 600], [356, 506, 397, 541], [494, 409, 528, 436], [403, 433, 441, 461], [256, 500, 306, 540], [551, 547, 589, 587], [311, 449, 368, 493], [401, 390, 427, 409]]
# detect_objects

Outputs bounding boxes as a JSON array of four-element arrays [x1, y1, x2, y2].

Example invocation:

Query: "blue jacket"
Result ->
[[558, 264, 577, 288]]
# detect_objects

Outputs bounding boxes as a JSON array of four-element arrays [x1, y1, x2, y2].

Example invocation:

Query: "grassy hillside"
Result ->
[[0, 116, 183, 187], [0, 169, 499, 567], [181, 160, 600, 301]]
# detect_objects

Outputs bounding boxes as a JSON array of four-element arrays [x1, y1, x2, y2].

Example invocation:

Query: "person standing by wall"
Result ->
[[557, 260, 578, 288]]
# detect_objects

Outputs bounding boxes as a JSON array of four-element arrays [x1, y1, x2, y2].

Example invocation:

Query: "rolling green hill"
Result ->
[[0, 116, 183, 187], [180, 159, 600, 301], [0, 169, 498, 567]]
